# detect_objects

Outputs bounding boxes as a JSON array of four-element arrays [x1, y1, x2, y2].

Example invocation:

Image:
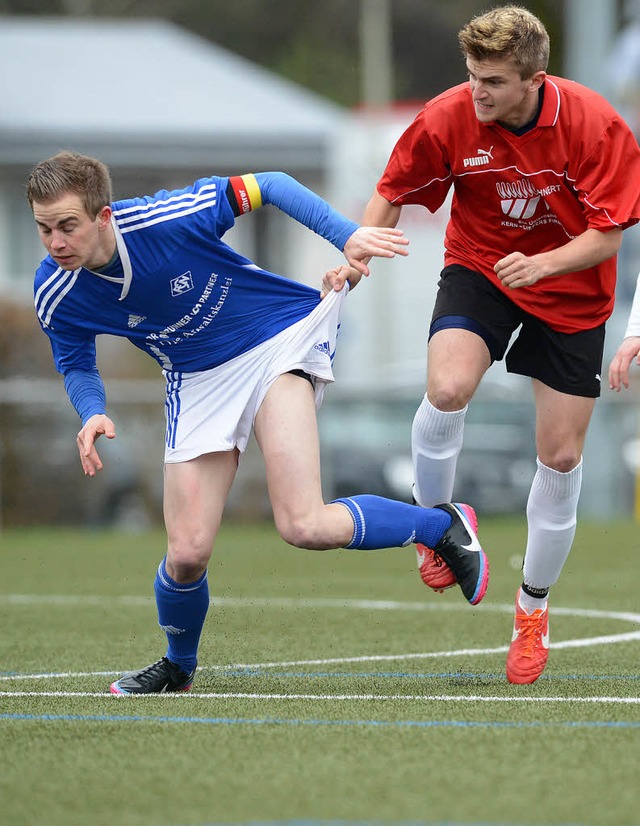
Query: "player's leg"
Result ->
[[412, 266, 513, 510], [505, 318, 603, 684], [411, 267, 520, 593], [414, 326, 491, 506], [411, 326, 490, 590], [507, 382, 594, 684], [163, 451, 239, 580], [110, 450, 238, 694], [254, 372, 488, 604], [254, 372, 351, 547]]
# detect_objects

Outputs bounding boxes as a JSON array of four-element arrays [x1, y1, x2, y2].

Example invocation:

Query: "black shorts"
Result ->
[[430, 265, 605, 398], [288, 368, 314, 386]]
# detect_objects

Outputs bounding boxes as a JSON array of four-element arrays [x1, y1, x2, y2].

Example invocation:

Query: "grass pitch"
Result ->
[[1, 517, 639, 826]]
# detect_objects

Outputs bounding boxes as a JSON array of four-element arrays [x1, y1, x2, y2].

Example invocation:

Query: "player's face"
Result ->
[[466, 56, 545, 128], [32, 193, 113, 271]]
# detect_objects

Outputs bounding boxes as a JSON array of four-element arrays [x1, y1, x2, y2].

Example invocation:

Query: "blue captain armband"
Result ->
[[63, 368, 107, 425], [227, 171, 358, 251]]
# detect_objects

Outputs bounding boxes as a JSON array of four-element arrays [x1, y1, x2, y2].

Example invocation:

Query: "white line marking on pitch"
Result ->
[[3, 630, 640, 684], [2, 690, 640, 704], [4, 592, 640, 619], [1, 596, 639, 698], [2, 593, 640, 624]]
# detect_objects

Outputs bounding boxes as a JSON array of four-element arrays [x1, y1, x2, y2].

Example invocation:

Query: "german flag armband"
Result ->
[[227, 174, 263, 216]]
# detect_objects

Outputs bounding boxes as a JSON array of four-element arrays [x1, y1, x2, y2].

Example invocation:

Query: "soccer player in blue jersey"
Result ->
[[27, 151, 488, 695]]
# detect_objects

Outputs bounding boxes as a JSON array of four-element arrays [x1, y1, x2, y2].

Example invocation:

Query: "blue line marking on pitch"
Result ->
[[2, 713, 640, 729], [169, 822, 589, 826]]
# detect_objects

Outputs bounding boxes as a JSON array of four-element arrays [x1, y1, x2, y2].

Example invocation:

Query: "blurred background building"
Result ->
[[1, 0, 639, 528]]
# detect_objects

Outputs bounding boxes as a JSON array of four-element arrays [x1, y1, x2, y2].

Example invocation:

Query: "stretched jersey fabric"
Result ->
[[34, 172, 357, 381], [377, 76, 640, 333]]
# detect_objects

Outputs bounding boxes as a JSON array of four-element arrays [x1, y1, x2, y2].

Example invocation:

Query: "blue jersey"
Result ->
[[34, 172, 357, 377]]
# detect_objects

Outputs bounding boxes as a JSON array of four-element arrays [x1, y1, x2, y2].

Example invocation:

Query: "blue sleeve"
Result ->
[[254, 172, 359, 251], [63, 368, 107, 425]]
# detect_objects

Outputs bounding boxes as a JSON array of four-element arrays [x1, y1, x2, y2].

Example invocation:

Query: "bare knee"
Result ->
[[277, 518, 322, 550], [275, 512, 328, 551], [166, 536, 212, 582], [427, 383, 471, 412], [538, 450, 582, 474]]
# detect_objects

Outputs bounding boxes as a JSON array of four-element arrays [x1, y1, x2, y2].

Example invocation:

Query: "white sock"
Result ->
[[523, 457, 582, 594], [411, 396, 467, 507], [517, 587, 548, 614]]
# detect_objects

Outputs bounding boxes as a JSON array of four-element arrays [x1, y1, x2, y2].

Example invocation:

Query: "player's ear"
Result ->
[[97, 205, 112, 230], [529, 71, 546, 92]]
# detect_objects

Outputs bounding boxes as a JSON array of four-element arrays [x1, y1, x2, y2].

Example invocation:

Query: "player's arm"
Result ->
[[36, 286, 117, 476], [63, 368, 116, 476], [225, 172, 408, 275], [494, 227, 623, 289], [323, 189, 405, 295], [363, 189, 403, 228], [609, 271, 640, 391]]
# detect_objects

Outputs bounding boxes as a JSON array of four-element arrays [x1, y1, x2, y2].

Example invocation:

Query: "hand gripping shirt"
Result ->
[[377, 77, 640, 333], [34, 172, 357, 379]]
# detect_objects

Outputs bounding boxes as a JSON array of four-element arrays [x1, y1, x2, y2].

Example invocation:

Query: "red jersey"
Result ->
[[377, 77, 640, 333]]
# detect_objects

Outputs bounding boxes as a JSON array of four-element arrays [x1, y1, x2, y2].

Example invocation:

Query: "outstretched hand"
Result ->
[[77, 413, 116, 476], [608, 336, 640, 391], [344, 226, 409, 276]]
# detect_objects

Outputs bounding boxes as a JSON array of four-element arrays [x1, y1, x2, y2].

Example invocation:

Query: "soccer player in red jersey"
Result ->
[[326, 5, 640, 683]]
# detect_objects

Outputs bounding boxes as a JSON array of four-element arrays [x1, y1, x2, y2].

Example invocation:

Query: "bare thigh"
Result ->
[[253, 373, 353, 549], [427, 328, 492, 409], [163, 450, 239, 581], [533, 379, 595, 471]]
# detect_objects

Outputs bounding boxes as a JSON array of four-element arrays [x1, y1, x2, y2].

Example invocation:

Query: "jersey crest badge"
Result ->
[[170, 271, 194, 296], [497, 179, 543, 221]]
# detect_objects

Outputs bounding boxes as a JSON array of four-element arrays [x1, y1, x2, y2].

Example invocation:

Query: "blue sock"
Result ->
[[154, 557, 209, 674], [334, 495, 452, 550]]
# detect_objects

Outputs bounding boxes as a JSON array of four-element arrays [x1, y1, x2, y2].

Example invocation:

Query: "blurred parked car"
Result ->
[[317, 387, 537, 515]]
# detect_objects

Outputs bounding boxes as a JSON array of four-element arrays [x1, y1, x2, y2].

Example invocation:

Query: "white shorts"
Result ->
[[163, 287, 347, 463]]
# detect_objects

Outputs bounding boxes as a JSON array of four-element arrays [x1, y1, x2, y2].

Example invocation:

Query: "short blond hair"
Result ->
[[26, 151, 113, 219], [458, 5, 550, 79]]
